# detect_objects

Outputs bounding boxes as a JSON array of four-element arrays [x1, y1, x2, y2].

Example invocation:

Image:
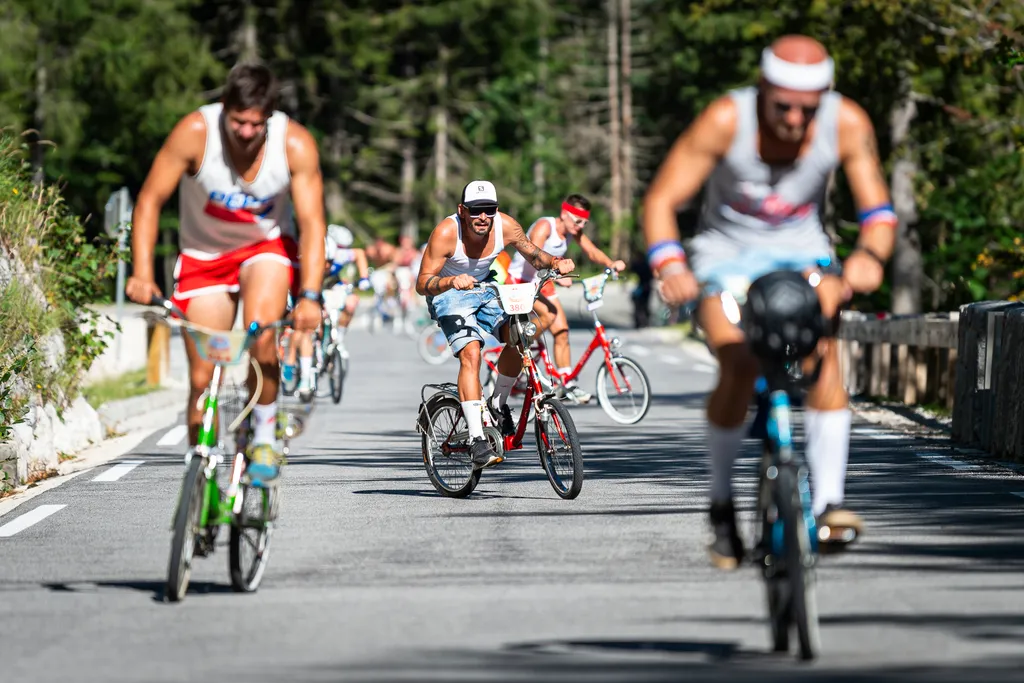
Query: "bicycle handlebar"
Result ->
[[147, 295, 293, 336]]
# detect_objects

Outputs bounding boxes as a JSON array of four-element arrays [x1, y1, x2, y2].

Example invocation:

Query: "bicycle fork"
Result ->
[[765, 390, 819, 560]]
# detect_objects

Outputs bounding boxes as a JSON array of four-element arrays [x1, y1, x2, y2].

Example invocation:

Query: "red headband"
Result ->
[[562, 202, 590, 219]]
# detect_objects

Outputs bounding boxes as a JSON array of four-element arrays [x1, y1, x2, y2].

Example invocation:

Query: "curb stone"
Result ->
[[96, 387, 187, 436]]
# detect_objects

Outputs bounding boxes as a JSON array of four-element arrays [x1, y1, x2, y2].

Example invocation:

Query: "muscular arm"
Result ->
[[132, 112, 205, 282], [838, 99, 897, 261], [504, 213, 558, 270], [415, 219, 458, 296], [641, 97, 736, 271], [286, 121, 327, 293], [352, 248, 370, 280]]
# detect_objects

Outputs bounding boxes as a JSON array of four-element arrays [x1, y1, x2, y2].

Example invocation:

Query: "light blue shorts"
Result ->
[[426, 288, 508, 355], [689, 241, 836, 300]]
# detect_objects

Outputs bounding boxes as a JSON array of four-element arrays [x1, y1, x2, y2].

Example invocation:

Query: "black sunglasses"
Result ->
[[773, 101, 818, 120], [464, 204, 498, 217]]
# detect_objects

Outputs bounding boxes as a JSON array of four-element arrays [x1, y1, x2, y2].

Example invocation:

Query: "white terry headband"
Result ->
[[761, 48, 834, 91]]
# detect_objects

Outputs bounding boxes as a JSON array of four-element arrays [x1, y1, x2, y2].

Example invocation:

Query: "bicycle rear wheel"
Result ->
[[229, 483, 275, 592], [777, 464, 821, 660], [421, 394, 481, 497], [166, 454, 207, 602], [534, 397, 584, 499], [328, 347, 346, 404], [595, 355, 651, 425]]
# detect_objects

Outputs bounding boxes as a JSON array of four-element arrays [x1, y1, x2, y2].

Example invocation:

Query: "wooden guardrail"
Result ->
[[837, 311, 959, 409], [950, 300, 1024, 458]]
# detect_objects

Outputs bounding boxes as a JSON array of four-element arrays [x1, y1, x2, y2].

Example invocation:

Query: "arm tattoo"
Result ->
[[425, 274, 442, 295], [513, 227, 551, 269]]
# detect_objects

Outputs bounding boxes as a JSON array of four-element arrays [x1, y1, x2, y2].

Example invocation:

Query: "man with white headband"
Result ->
[[642, 35, 896, 569]]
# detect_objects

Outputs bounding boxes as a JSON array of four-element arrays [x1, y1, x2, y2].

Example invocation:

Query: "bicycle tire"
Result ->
[[229, 484, 275, 592], [595, 355, 652, 425], [329, 347, 345, 404], [421, 395, 481, 498], [778, 464, 821, 661], [534, 397, 584, 499], [756, 443, 791, 653], [417, 324, 451, 366], [166, 454, 207, 603]]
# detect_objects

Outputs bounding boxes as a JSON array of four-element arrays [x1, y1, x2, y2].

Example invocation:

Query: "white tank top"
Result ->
[[438, 213, 505, 280], [178, 102, 293, 258], [507, 217, 566, 282]]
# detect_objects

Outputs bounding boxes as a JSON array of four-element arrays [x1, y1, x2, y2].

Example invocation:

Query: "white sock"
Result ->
[[558, 366, 572, 384], [299, 355, 313, 376], [461, 400, 485, 440], [804, 408, 852, 516], [252, 402, 277, 446], [708, 422, 746, 503], [490, 373, 518, 409]]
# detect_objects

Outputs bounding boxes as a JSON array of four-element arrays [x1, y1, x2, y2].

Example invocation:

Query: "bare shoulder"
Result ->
[[285, 118, 321, 171], [165, 110, 207, 161], [500, 212, 526, 243], [837, 96, 878, 157], [690, 95, 738, 153], [429, 216, 458, 256]]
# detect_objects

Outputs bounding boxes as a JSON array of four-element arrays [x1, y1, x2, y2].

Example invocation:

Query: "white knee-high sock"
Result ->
[[461, 400, 485, 440], [804, 408, 852, 516], [709, 422, 746, 503]]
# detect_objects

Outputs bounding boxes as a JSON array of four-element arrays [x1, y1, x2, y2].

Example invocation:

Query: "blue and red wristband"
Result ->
[[647, 240, 687, 273]]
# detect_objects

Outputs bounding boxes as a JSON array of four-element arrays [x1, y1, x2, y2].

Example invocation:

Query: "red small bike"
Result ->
[[483, 268, 651, 425], [415, 270, 585, 500]]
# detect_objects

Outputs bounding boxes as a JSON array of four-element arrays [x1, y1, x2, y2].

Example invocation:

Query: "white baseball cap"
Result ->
[[461, 180, 498, 208]]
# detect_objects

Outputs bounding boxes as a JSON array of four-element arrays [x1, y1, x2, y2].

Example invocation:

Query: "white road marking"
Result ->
[[156, 424, 188, 447], [0, 504, 66, 537], [693, 363, 717, 373], [660, 355, 682, 365], [91, 460, 145, 482], [915, 452, 978, 471], [626, 345, 651, 357]]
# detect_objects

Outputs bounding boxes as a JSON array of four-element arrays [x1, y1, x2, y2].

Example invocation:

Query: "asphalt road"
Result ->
[[2, 290, 1024, 682]]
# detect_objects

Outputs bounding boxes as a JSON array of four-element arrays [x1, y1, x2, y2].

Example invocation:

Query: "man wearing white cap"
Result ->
[[642, 35, 897, 569], [417, 180, 575, 470]]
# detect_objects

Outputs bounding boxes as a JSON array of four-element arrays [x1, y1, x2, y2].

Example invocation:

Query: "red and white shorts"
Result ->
[[171, 236, 299, 314], [506, 276, 557, 299]]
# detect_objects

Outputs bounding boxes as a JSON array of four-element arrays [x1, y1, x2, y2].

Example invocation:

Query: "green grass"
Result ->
[[81, 368, 159, 410]]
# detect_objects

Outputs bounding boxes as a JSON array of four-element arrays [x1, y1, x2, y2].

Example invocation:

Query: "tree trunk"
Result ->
[[32, 48, 46, 185], [618, 0, 634, 260], [434, 46, 449, 224], [240, 3, 258, 62], [606, 0, 623, 255], [533, 32, 549, 216], [400, 139, 417, 243], [890, 74, 922, 314]]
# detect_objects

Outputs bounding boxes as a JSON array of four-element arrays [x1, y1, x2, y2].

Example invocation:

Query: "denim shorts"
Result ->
[[426, 288, 508, 355]]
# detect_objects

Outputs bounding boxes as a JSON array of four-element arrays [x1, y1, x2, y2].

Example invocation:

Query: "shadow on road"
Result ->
[[296, 645, 1024, 682], [40, 579, 234, 603]]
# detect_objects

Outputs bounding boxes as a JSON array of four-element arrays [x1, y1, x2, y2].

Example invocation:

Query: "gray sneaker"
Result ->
[[557, 383, 592, 404]]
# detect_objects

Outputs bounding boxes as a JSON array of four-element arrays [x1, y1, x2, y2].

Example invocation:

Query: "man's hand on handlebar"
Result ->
[[554, 258, 575, 275], [657, 263, 699, 306], [452, 274, 476, 290], [126, 276, 162, 305], [842, 248, 885, 296]]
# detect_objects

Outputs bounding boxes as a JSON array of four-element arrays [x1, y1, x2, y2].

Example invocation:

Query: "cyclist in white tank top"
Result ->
[[642, 36, 897, 569], [126, 63, 329, 487], [417, 180, 576, 470], [506, 195, 626, 403]]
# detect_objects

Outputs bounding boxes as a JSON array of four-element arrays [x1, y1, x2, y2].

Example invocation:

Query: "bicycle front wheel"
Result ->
[[417, 324, 451, 366], [595, 355, 651, 425], [166, 454, 207, 603], [534, 397, 584, 499], [778, 464, 821, 661], [229, 484, 275, 592]]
